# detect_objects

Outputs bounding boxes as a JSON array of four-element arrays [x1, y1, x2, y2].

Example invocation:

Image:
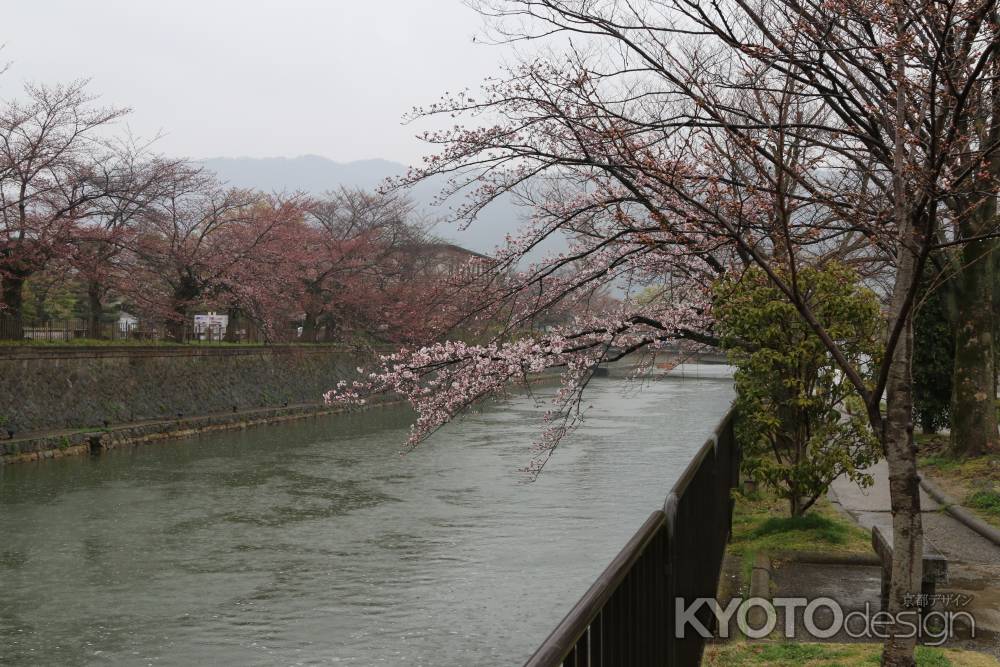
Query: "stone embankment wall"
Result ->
[[0, 345, 362, 435], [0, 345, 567, 465]]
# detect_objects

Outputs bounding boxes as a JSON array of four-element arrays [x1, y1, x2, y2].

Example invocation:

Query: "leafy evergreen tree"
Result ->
[[714, 263, 883, 516]]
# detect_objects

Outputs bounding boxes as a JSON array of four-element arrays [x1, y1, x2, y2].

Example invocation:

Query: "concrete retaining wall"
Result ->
[[0, 345, 363, 435]]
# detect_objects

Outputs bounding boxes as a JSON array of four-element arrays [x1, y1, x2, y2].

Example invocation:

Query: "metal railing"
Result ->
[[525, 408, 739, 667], [0, 316, 272, 344]]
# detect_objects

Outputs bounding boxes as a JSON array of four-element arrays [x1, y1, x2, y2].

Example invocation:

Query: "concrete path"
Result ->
[[828, 460, 1000, 648], [829, 459, 939, 532], [829, 460, 1000, 565]]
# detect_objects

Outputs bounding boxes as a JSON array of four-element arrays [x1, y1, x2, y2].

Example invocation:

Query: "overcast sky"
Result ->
[[0, 0, 512, 166]]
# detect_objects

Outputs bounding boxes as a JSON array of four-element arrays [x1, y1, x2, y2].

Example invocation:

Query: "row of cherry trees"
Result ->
[[0, 82, 459, 344]]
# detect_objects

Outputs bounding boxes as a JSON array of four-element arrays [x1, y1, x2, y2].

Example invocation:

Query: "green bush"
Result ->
[[714, 262, 883, 516]]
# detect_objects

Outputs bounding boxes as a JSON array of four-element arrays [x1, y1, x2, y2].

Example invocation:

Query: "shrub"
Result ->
[[714, 262, 883, 516]]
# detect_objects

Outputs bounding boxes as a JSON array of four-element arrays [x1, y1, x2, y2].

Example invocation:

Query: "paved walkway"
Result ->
[[828, 460, 1000, 648], [830, 460, 1000, 565]]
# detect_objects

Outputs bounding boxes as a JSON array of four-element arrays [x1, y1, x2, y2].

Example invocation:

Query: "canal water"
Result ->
[[0, 368, 733, 666]]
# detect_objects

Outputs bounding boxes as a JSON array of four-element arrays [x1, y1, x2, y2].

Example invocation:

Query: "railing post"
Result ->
[[663, 491, 678, 667]]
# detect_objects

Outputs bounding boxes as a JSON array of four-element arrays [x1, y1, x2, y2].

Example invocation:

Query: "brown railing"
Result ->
[[525, 408, 739, 667]]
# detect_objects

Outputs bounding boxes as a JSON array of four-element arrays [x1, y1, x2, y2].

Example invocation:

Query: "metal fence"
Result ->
[[0, 316, 270, 344], [524, 408, 739, 667]]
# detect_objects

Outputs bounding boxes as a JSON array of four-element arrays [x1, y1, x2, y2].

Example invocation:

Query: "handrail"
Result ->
[[523, 510, 667, 667], [669, 409, 734, 504], [522, 405, 738, 667]]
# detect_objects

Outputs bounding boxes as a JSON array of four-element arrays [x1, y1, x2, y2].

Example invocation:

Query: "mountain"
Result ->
[[199, 154, 536, 255], [201, 155, 404, 193]]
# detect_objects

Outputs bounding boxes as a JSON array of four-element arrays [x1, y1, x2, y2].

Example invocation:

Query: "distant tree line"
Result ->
[[0, 81, 484, 345]]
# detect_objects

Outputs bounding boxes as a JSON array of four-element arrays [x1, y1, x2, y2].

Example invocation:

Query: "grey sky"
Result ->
[[1, 0, 510, 165]]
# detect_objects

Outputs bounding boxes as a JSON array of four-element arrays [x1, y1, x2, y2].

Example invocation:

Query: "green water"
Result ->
[[0, 370, 732, 666]]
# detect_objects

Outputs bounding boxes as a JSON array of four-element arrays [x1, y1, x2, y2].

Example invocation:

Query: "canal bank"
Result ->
[[0, 400, 381, 465], [0, 344, 385, 466], [1, 344, 685, 466], [0, 343, 567, 466], [0, 344, 369, 436]]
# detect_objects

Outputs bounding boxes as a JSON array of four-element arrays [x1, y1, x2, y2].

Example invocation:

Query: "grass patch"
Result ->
[[752, 513, 856, 543], [916, 435, 1000, 481], [758, 643, 852, 662], [916, 434, 1000, 529], [703, 641, 998, 666], [918, 454, 964, 473], [966, 489, 1000, 516], [728, 485, 872, 582]]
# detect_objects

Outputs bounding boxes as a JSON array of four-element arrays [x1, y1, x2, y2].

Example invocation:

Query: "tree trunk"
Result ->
[[0, 275, 25, 340], [301, 311, 318, 342], [882, 311, 923, 667], [950, 207, 999, 457], [87, 281, 103, 340], [167, 302, 187, 342], [224, 307, 241, 343], [789, 495, 805, 517], [168, 275, 200, 342], [994, 240, 999, 411], [882, 32, 922, 664]]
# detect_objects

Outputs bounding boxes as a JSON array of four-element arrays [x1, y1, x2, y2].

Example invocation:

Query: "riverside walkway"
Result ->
[[826, 461, 1000, 654]]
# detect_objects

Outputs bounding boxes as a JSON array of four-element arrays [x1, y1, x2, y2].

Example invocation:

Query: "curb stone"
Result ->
[[919, 475, 1000, 547], [768, 550, 880, 567], [745, 553, 773, 632], [749, 552, 772, 598]]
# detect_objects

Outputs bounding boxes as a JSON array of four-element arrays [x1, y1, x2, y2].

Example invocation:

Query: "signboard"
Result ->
[[193, 312, 228, 338]]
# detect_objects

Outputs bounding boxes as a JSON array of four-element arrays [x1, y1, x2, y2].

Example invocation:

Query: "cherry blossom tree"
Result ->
[[328, 1, 1000, 663], [228, 187, 478, 347], [121, 167, 293, 340], [294, 189, 425, 343], [68, 140, 188, 338], [0, 81, 127, 338]]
